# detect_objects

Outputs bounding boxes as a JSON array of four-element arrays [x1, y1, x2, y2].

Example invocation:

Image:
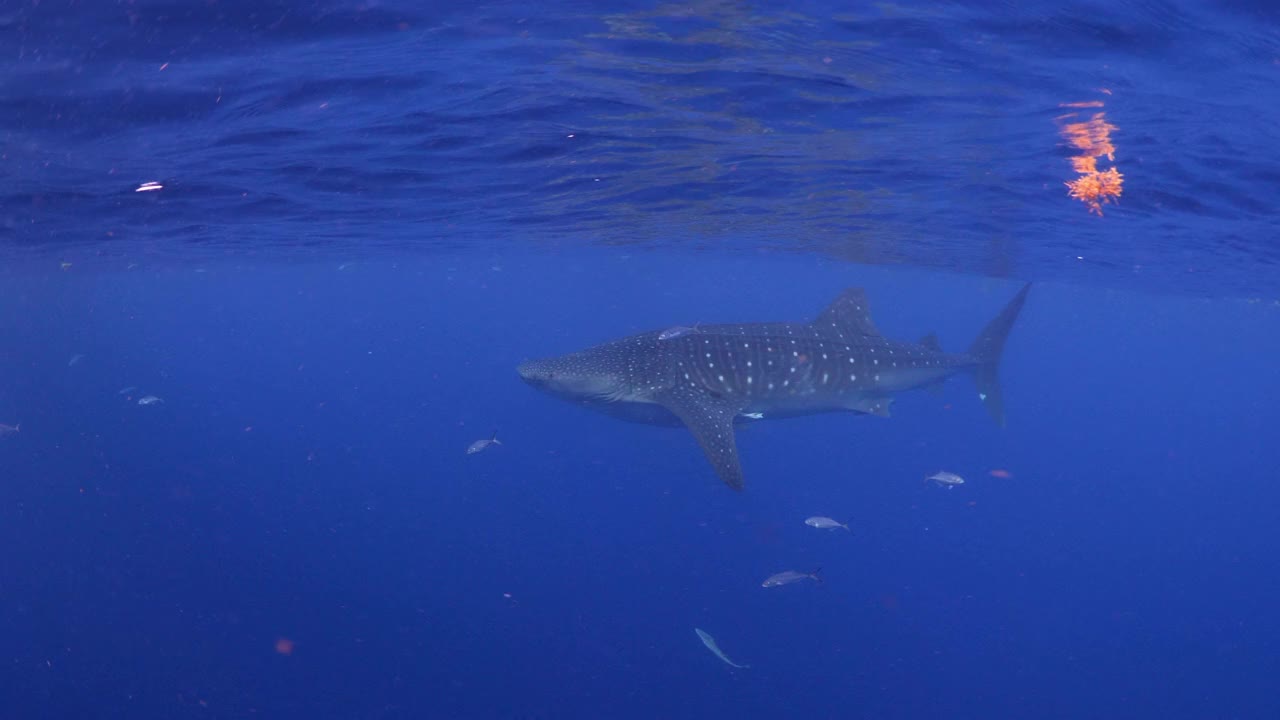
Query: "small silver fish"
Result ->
[[927, 471, 965, 488], [657, 324, 699, 341], [695, 628, 749, 669], [466, 431, 501, 455], [761, 568, 823, 588], [67, 354, 84, 367], [0, 423, 19, 436], [804, 516, 850, 532], [118, 386, 138, 395], [137, 395, 164, 406]]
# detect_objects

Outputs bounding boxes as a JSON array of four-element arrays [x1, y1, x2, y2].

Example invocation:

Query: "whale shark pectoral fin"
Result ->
[[657, 388, 746, 491], [814, 287, 881, 337], [848, 397, 893, 417]]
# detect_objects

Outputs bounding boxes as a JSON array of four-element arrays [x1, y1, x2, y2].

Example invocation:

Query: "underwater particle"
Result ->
[[274, 638, 295, 656]]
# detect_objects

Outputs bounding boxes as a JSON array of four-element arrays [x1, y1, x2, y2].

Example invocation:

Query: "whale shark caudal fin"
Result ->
[[657, 386, 746, 491], [966, 283, 1032, 427]]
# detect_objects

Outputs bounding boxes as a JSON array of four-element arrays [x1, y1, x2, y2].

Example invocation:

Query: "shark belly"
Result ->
[[572, 395, 767, 427], [740, 390, 856, 417], [571, 396, 683, 426], [870, 363, 967, 394]]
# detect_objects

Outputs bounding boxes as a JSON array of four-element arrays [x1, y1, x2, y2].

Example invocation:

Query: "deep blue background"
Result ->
[[2, 255, 1278, 718], [2, 1, 1280, 719]]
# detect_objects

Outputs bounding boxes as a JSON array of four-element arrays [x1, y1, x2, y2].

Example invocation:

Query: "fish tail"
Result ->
[[966, 283, 1031, 427], [811, 567, 824, 584], [490, 430, 501, 445]]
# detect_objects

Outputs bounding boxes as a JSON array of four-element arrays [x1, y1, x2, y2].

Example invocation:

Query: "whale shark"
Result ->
[[517, 283, 1031, 491]]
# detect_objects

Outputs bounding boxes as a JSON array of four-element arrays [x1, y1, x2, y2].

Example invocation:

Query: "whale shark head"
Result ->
[[518, 343, 639, 404]]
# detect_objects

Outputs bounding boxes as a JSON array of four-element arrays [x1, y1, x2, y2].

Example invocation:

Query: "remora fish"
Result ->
[[518, 284, 1030, 490], [762, 568, 823, 588], [658, 324, 699, 341], [695, 628, 749, 669]]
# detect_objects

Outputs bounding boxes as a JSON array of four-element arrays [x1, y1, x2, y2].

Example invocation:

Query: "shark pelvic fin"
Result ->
[[657, 387, 745, 491], [814, 288, 881, 337], [967, 283, 1032, 427], [848, 397, 893, 417]]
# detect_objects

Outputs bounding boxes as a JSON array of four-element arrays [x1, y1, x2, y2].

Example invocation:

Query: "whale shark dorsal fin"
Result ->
[[919, 332, 941, 351], [657, 387, 746, 491], [814, 287, 881, 337]]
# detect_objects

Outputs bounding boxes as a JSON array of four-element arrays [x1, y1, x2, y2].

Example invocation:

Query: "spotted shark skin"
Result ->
[[518, 284, 1031, 491]]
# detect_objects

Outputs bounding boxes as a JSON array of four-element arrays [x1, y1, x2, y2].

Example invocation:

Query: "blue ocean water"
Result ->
[[3, 1, 1280, 718]]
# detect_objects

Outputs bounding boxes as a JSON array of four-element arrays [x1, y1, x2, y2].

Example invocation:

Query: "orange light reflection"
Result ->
[[1057, 97, 1123, 215]]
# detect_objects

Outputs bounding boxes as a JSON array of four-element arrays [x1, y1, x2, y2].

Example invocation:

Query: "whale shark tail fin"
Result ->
[[967, 283, 1031, 427]]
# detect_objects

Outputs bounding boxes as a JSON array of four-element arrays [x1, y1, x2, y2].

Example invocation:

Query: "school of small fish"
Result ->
[[694, 469, 990, 669]]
